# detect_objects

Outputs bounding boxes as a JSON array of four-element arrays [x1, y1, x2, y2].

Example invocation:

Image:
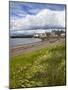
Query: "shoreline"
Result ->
[[10, 38, 65, 57], [10, 40, 42, 49]]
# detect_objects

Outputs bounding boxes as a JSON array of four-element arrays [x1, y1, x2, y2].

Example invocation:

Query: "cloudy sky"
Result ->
[[10, 1, 65, 31]]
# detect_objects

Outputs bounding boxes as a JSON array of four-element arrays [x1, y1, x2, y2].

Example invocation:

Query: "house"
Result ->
[[60, 33, 65, 37], [33, 33, 39, 38], [33, 33, 47, 38]]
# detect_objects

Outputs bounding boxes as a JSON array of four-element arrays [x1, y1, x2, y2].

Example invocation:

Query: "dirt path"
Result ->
[[10, 38, 65, 57]]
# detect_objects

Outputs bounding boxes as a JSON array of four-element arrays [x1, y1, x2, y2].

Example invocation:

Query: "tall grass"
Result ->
[[10, 43, 66, 88]]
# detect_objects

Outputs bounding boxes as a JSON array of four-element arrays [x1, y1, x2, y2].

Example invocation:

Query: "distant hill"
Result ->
[[10, 27, 65, 38]]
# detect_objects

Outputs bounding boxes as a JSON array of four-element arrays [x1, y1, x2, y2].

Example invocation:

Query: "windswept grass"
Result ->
[[10, 43, 66, 89]]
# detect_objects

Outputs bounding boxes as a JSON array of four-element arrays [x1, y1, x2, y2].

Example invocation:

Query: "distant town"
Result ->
[[10, 29, 65, 40]]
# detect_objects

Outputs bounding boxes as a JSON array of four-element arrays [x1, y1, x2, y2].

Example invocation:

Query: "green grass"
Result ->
[[10, 43, 66, 89]]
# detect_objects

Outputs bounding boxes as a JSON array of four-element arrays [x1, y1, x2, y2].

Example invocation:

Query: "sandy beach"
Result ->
[[10, 38, 65, 57]]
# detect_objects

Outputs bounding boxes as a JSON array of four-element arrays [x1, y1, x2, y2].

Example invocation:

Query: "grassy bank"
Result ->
[[10, 43, 66, 88]]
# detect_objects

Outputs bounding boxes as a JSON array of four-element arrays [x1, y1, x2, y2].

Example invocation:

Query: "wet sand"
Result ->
[[10, 38, 65, 57]]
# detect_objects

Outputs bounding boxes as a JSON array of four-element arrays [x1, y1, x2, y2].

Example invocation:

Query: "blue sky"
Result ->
[[10, 1, 65, 31]]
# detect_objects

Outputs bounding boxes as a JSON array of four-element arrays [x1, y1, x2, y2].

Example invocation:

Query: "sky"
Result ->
[[10, 1, 65, 32]]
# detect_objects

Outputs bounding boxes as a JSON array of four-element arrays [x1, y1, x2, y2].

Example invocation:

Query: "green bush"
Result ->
[[10, 43, 66, 88]]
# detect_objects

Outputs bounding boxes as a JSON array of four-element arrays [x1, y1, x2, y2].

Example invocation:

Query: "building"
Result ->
[[33, 33, 47, 38]]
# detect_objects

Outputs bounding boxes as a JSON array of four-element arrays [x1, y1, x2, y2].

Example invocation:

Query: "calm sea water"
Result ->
[[10, 38, 41, 47]]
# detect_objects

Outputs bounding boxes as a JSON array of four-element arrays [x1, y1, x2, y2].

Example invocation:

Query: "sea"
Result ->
[[10, 38, 41, 48]]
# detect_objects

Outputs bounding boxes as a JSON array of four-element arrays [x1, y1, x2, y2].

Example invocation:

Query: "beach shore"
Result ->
[[10, 38, 65, 57]]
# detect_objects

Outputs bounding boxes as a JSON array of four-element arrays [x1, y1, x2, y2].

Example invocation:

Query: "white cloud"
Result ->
[[10, 9, 65, 30]]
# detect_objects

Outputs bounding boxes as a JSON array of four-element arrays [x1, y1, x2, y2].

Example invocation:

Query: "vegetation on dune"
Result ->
[[10, 43, 66, 89]]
